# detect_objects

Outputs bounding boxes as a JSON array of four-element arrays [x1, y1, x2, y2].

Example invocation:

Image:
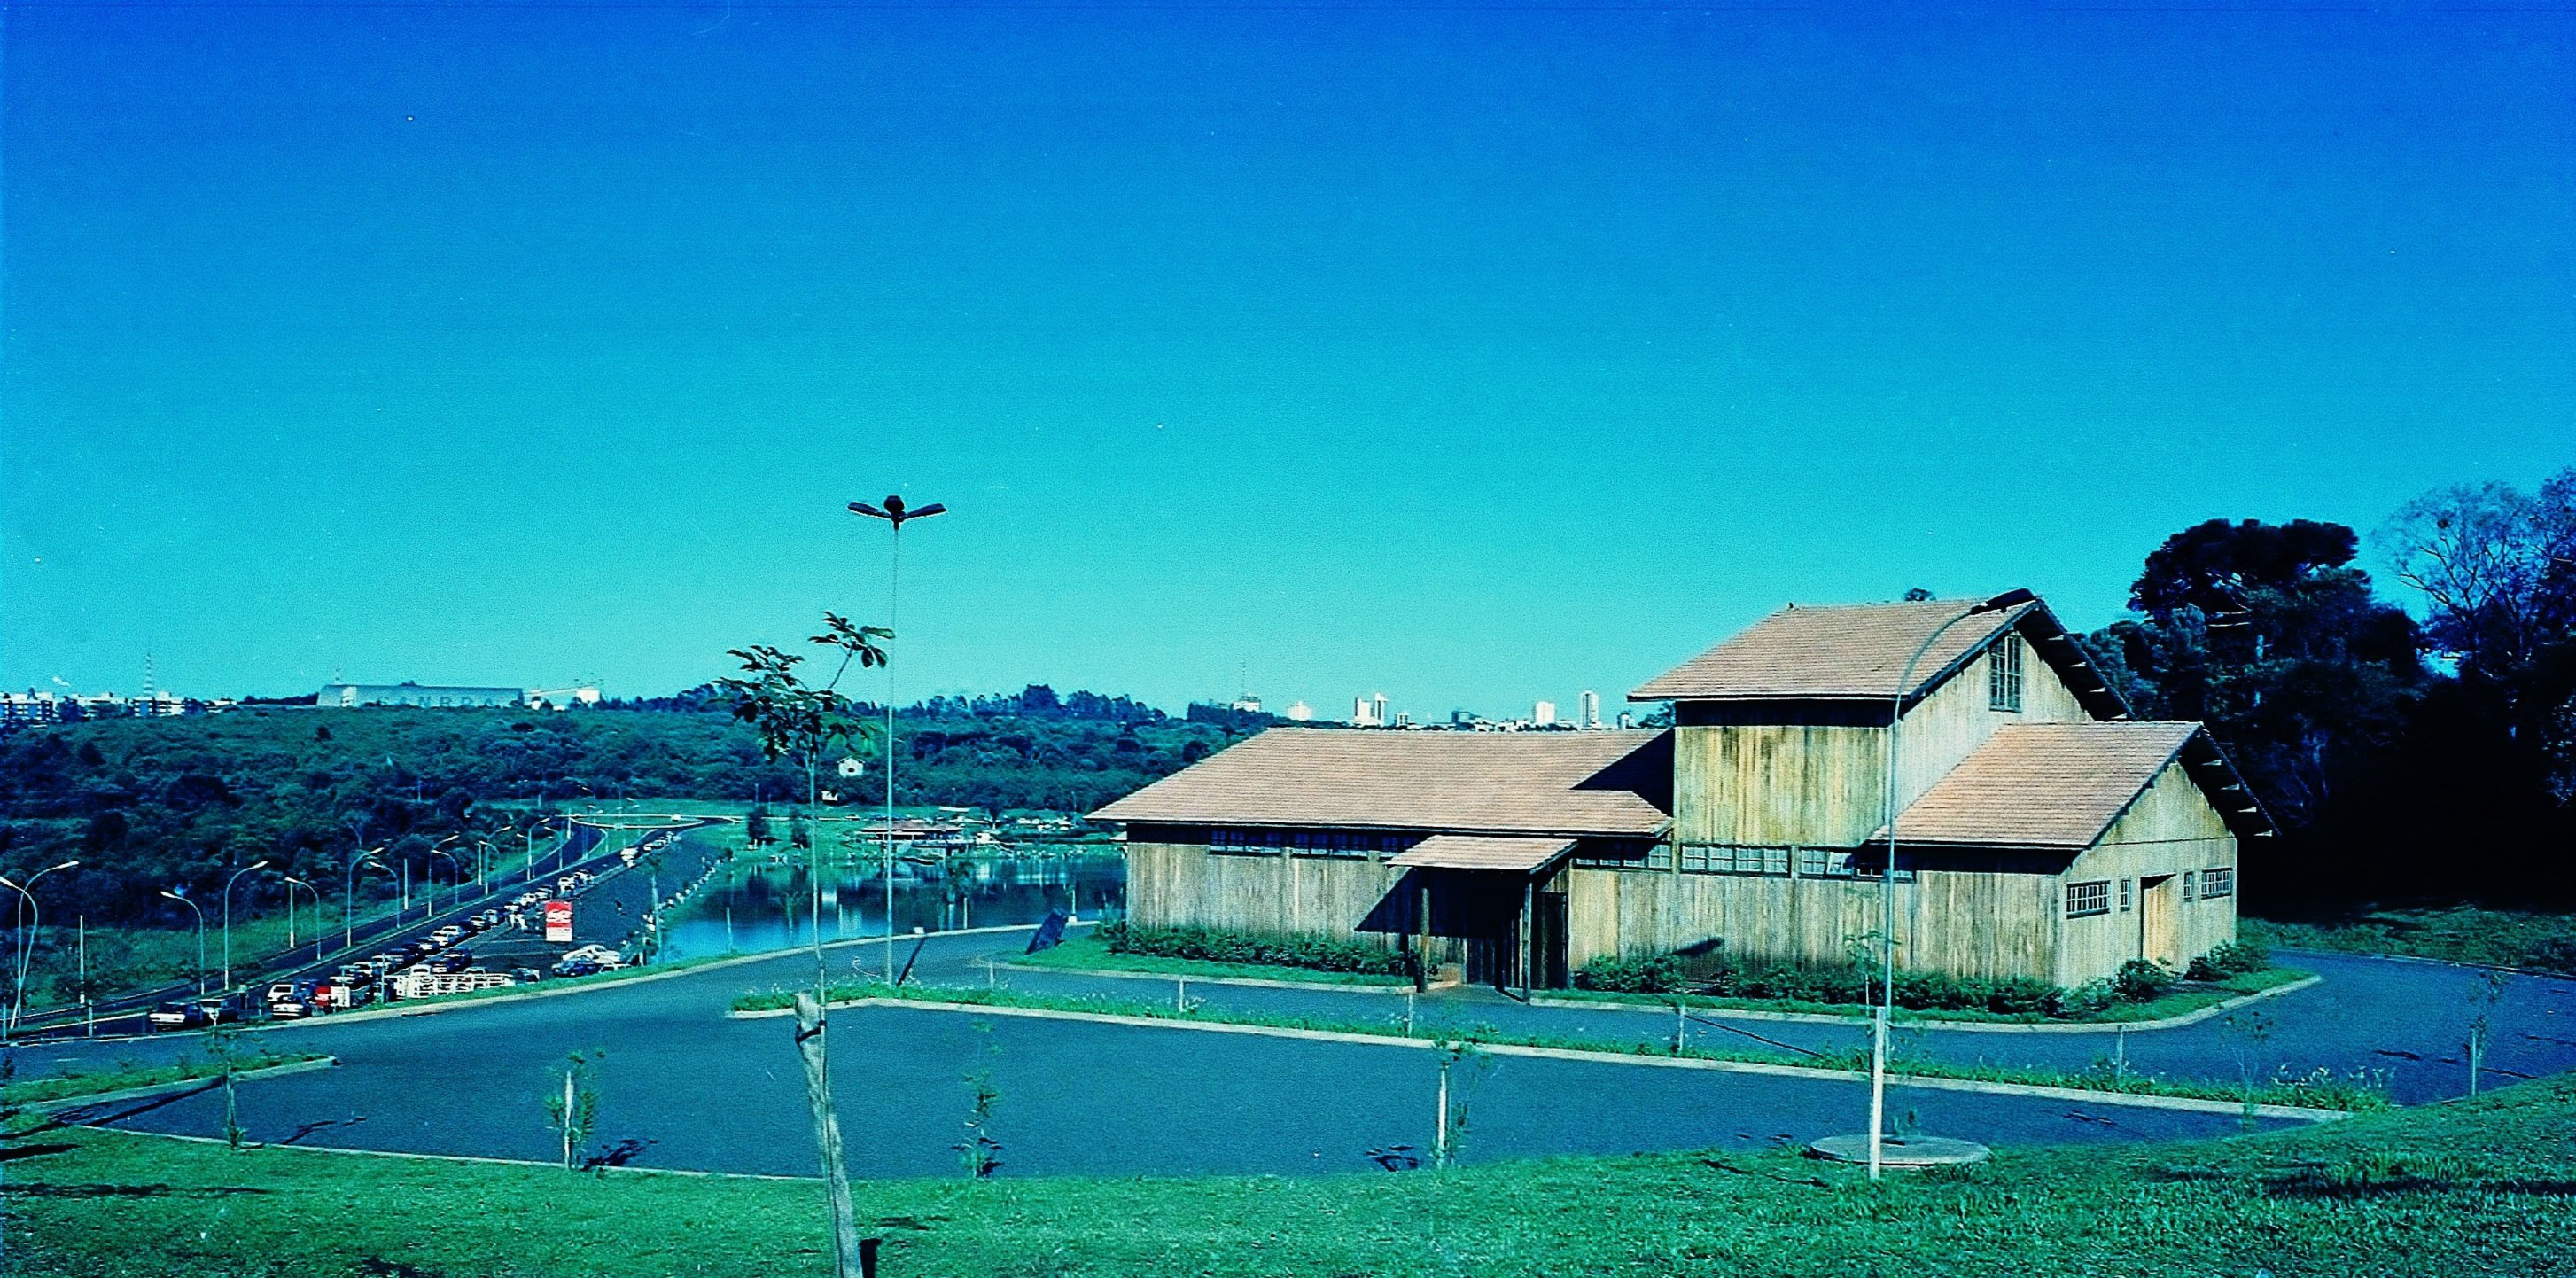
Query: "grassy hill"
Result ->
[[8, 1071, 2573, 1275]]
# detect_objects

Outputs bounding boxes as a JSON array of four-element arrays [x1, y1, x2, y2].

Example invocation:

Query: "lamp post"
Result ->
[[1864, 588, 2034, 1181], [281, 876, 318, 958], [345, 848, 387, 951], [0, 858, 79, 1033], [851, 493, 946, 982], [222, 860, 272, 993], [426, 848, 463, 917], [160, 890, 207, 997]]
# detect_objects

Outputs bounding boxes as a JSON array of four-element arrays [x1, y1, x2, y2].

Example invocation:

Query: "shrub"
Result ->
[[2209, 938, 2270, 974], [1571, 954, 1685, 994], [2113, 958, 2178, 1002], [1093, 922, 1412, 977], [2051, 979, 2118, 1018]]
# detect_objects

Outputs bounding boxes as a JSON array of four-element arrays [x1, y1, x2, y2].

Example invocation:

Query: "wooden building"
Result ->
[[1091, 596, 2271, 992]]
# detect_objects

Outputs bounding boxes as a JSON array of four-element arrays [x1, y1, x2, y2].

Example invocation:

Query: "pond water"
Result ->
[[658, 849, 1126, 962]]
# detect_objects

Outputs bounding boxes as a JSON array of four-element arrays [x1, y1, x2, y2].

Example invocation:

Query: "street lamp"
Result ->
[[160, 890, 207, 998], [1864, 588, 2034, 1181], [0, 858, 79, 1033], [426, 848, 463, 917], [851, 493, 946, 981], [345, 848, 387, 951], [222, 860, 272, 993], [281, 876, 319, 959]]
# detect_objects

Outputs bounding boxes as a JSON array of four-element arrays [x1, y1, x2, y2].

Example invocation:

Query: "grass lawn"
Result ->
[[8, 1075, 2573, 1276], [1544, 966, 2312, 1025], [2249, 908, 2576, 977], [1012, 933, 1413, 986], [2, 1054, 325, 1108]]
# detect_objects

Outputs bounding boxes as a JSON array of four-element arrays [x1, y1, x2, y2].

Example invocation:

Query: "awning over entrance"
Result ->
[[1386, 834, 1576, 872]]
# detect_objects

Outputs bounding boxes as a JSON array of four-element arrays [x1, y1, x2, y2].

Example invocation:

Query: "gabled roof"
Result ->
[[1087, 728, 1672, 838], [1870, 721, 2273, 850], [1628, 596, 2132, 719]]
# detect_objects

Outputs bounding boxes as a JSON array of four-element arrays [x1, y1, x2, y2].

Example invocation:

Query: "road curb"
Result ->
[[997, 961, 1432, 995], [1525, 973, 2324, 1034], [739, 995, 2350, 1125], [25, 1055, 339, 1114], [85, 1126, 817, 1181]]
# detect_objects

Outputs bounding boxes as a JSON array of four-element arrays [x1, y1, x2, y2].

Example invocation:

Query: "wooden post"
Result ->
[[1418, 883, 1433, 986], [1519, 879, 1535, 997], [792, 992, 865, 1278]]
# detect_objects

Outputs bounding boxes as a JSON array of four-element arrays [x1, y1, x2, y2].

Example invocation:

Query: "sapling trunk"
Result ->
[[795, 992, 865, 1277]]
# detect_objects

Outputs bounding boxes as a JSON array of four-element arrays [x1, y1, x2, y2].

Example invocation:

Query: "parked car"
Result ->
[[510, 967, 543, 984], [266, 978, 315, 1007], [553, 957, 602, 978], [429, 951, 472, 974], [147, 1001, 206, 1031]]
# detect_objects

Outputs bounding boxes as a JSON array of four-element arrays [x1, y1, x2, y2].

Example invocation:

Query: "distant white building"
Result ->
[[1285, 700, 1314, 722], [319, 682, 525, 709], [1579, 690, 1601, 729], [1533, 699, 1557, 727]]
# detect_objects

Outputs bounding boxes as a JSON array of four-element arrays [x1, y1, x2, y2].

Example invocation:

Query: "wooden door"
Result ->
[[2138, 874, 2181, 970]]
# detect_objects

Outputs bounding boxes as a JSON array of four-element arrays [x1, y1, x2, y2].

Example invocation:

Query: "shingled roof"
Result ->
[[1088, 728, 1672, 838], [1871, 721, 2271, 849], [1629, 596, 2132, 718]]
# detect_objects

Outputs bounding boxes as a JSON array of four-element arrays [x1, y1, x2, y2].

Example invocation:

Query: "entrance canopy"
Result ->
[[1387, 834, 1576, 873]]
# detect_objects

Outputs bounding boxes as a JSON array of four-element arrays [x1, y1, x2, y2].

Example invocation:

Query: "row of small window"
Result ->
[[1208, 828, 1421, 860], [2065, 868, 2237, 918], [1568, 843, 1915, 882]]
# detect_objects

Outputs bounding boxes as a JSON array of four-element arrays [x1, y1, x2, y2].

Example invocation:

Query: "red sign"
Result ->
[[544, 900, 574, 943]]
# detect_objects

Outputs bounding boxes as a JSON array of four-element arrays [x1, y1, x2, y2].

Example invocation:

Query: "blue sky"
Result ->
[[4, 1, 2570, 718]]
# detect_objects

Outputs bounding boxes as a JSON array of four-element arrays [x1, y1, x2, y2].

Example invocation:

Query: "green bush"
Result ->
[[2050, 979, 2119, 1018], [2113, 959, 2178, 1002], [1093, 923, 1412, 977], [2187, 940, 2270, 981], [1571, 954, 1685, 994]]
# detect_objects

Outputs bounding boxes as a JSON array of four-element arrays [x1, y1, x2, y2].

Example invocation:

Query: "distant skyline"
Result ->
[[4, 4, 2570, 717]]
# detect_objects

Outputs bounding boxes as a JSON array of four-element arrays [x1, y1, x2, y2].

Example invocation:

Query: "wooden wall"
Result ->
[[1559, 861, 2058, 981], [2053, 761, 2239, 986], [1125, 839, 1409, 950], [1672, 627, 2095, 847]]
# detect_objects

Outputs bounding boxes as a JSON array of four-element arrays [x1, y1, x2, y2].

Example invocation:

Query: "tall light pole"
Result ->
[[221, 860, 272, 992], [0, 858, 79, 1033], [281, 876, 319, 958], [851, 493, 946, 982], [1865, 588, 2033, 1181], [160, 890, 207, 998], [426, 848, 463, 917], [345, 848, 387, 950]]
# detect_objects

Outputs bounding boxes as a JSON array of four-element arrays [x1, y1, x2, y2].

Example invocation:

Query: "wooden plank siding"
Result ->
[[2053, 760, 2240, 986], [1557, 863, 2057, 980]]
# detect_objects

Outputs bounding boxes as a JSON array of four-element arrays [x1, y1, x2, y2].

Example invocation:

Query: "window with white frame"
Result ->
[[2118, 877, 2133, 912], [2200, 867, 2235, 899], [2183, 869, 2198, 902], [1988, 634, 2026, 712], [1677, 843, 1793, 876], [2066, 879, 2111, 918]]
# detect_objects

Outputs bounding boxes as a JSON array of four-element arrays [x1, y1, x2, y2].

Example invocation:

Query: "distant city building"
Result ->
[[1285, 700, 1314, 722], [1616, 711, 1637, 730], [3, 690, 198, 729], [1230, 694, 1265, 713], [319, 682, 525, 709], [1533, 700, 1557, 728], [1580, 690, 1601, 729]]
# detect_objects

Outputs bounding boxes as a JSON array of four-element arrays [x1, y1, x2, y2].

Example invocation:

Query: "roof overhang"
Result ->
[[1386, 834, 1578, 873]]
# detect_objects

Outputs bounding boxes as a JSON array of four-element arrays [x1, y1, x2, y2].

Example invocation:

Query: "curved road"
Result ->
[[21, 906, 2572, 1178]]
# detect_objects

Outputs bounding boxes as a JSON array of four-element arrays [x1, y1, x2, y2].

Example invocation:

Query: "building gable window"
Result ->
[[2118, 878, 2134, 912], [1988, 634, 2025, 712], [2066, 880, 2111, 918], [2201, 867, 2235, 899]]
